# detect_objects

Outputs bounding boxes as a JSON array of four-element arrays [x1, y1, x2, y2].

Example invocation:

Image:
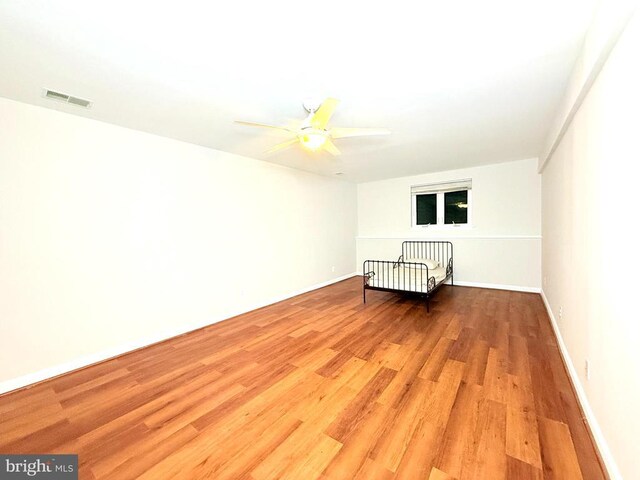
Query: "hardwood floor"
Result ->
[[0, 278, 605, 479]]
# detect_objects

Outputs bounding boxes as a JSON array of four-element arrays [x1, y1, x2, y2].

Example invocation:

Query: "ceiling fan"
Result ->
[[235, 98, 390, 155]]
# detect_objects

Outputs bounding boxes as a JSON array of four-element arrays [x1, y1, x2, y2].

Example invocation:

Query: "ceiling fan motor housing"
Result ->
[[302, 100, 322, 114]]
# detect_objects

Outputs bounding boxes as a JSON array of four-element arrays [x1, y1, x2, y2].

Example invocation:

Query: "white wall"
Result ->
[[539, 0, 638, 169], [357, 158, 541, 290], [541, 10, 640, 480], [0, 97, 357, 389]]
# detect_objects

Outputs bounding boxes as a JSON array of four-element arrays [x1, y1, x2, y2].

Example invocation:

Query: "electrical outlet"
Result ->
[[543, 276, 547, 287], [559, 306, 563, 320], [331, 266, 336, 273], [585, 360, 591, 381]]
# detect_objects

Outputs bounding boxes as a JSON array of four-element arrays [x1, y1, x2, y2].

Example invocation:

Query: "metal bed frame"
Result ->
[[363, 241, 454, 312]]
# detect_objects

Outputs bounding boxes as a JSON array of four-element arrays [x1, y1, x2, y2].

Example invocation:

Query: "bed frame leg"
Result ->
[[451, 274, 454, 287], [427, 297, 430, 313], [363, 288, 366, 304]]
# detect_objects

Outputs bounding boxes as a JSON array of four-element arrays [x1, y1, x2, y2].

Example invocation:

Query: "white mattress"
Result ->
[[367, 266, 448, 293]]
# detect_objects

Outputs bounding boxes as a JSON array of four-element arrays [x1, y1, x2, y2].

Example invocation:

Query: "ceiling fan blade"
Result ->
[[330, 127, 391, 139], [323, 138, 341, 156], [311, 98, 340, 129], [235, 121, 293, 133], [265, 138, 299, 154]]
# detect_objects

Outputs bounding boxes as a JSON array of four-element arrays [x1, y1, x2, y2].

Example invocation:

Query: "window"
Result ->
[[411, 179, 472, 227], [416, 193, 437, 225], [444, 190, 468, 224]]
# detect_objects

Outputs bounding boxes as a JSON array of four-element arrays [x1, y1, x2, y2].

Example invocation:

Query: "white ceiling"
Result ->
[[0, 0, 598, 182]]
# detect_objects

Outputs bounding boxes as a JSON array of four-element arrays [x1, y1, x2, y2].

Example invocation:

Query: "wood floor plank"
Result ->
[[462, 339, 490, 386], [420, 359, 466, 429], [433, 381, 485, 478], [393, 416, 441, 479], [353, 457, 395, 480], [428, 467, 457, 480], [507, 455, 544, 480], [505, 373, 543, 469], [277, 433, 343, 480], [181, 414, 303, 480], [322, 402, 389, 479], [315, 350, 353, 378], [461, 398, 507, 480], [250, 428, 340, 480], [538, 417, 584, 480], [91, 424, 199, 479], [372, 377, 433, 472], [484, 346, 509, 404], [325, 366, 396, 443], [418, 337, 454, 381], [0, 279, 605, 480]]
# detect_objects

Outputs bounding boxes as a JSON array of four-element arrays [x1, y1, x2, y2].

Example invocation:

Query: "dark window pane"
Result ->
[[444, 190, 468, 224], [416, 194, 437, 225]]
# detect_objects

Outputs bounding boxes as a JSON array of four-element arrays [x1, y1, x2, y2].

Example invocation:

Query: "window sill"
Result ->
[[412, 224, 474, 231]]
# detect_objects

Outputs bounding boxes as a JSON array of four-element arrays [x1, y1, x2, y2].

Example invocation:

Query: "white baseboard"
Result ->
[[355, 272, 540, 294], [0, 272, 357, 395], [540, 290, 621, 480], [453, 280, 541, 293]]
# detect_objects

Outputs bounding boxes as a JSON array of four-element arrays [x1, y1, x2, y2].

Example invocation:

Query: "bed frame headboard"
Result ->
[[401, 241, 453, 267]]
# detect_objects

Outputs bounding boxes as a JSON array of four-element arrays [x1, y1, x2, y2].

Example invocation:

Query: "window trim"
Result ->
[[414, 192, 438, 226], [411, 183, 473, 229]]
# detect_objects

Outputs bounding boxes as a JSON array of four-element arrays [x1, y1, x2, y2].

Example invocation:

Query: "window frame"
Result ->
[[414, 192, 438, 226], [411, 185, 473, 229]]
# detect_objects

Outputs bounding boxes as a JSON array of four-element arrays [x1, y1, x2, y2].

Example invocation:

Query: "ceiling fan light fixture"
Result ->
[[299, 131, 327, 151]]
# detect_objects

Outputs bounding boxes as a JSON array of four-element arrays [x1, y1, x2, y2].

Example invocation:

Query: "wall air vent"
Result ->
[[43, 89, 92, 108]]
